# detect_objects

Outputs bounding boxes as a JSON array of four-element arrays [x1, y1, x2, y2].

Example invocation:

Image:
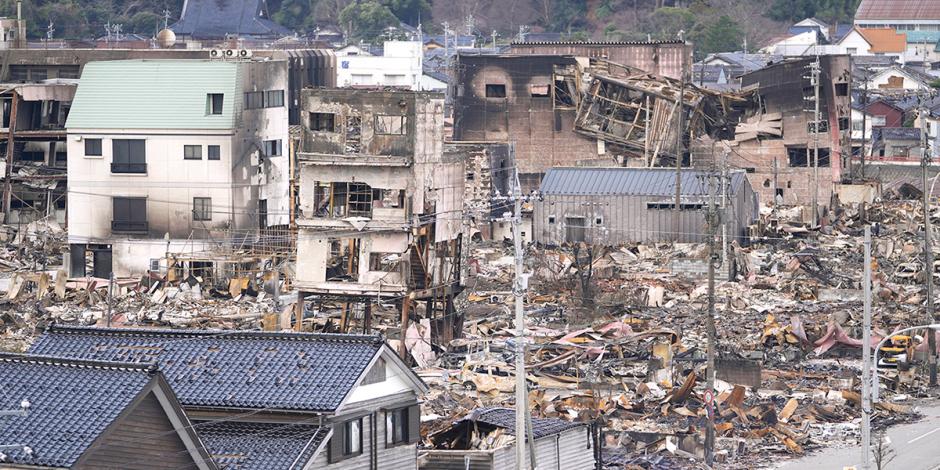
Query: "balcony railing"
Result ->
[[111, 221, 149, 233], [111, 163, 147, 174]]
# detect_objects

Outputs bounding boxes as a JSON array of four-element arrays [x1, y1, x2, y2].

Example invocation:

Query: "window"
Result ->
[[807, 120, 829, 134], [208, 145, 221, 160], [847, 47, 858, 55], [112, 197, 147, 233], [184, 145, 202, 160], [374, 115, 407, 135], [530, 83, 550, 97], [838, 117, 850, 131], [362, 358, 386, 384], [852, 120, 864, 132], [207, 93, 223, 115], [344, 419, 362, 456], [787, 147, 831, 167], [265, 90, 284, 107], [244, 91, 264, 109], [548, 215, 556, 224], [872, 115, 887, 126], [369, 253, 398, 272], [835, 83, 849, 96], [387, 407, 408, 445], [309, 112, 335, 132], [595, 217, 603, 226], [84, 138, 102, 157], [111, 139, 146, 173], [263, 139, 282, 157], [192, 197, 212, 221], [485, 84, 506, 98]]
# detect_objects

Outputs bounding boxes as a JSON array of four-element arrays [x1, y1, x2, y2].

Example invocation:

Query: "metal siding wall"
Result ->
[[311, 412, 418, 470], [557, 428, 596, 470], [419, 452, 494, 470], [488, 429, 594, 470]]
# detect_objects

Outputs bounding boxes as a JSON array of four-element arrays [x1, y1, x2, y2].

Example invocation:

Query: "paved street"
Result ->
[[780, 405, 940, 469]]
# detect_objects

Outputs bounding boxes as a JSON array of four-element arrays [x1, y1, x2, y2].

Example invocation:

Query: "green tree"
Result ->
[[643, 7, 697, 41], [273, 0, 317, 32], [698, 15, 742, 56], [550, 0, 588, 31], [382, 0, 429, 26], [339, 0, 398, 42]]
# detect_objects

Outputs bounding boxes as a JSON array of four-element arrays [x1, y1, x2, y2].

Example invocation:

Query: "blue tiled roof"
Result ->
[[463, 408, 585, 439], [170, 0, 292, 39], [198, 421, 329, 470], [539, 168, 747, 197], [29, 326, 384, 412], [0, 353, 156, 468]]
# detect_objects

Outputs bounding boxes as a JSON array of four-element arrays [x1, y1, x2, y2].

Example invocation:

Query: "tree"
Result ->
[[383, 0, 430, 26], [273, 0, 316, 32], [339, 0, 398, 42], [643, 7, 696, 41], [698, 15, 742, 56]]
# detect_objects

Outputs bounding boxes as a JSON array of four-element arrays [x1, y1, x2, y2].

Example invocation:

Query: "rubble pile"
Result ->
[[418, 199, 935, 468]]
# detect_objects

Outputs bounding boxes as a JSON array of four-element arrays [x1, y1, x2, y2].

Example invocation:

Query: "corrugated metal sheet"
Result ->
[[855, 0, 940, 20], [66, 60, 240, 130], [539, 168, 746, 197]]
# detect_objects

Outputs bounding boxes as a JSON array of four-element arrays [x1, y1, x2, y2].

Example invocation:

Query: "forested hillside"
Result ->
[[0, 0, 861, 56]]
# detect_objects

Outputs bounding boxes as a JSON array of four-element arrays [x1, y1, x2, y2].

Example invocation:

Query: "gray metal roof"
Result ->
[[463, 408, 585, 439], [539, 167, 747, 197]]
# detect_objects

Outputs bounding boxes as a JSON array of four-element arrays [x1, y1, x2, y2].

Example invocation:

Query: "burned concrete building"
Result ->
[[295, 89, 465, 340], [715, 55, 853, 208], [443, 141, 514, 240], [1, 80, 75, 225], [509, 40, 692, 80]]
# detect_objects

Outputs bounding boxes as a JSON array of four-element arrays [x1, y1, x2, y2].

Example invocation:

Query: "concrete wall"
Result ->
[[336, 41, 423, 90], [508, 41, 691, 80]]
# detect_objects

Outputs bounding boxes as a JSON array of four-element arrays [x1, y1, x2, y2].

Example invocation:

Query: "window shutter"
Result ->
[[329, 423, 345, 463], [406, 404, 421, 444]]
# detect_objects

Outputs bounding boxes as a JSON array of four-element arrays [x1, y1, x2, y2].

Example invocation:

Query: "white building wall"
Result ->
[[838, 30, 872, 55], [336, 41, 424, 90]]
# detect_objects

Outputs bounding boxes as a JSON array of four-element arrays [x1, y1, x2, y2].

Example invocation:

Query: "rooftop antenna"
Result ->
[[46, 21, 54, 41], [465, 14, 475, 37], [163, 9, 171, 30]]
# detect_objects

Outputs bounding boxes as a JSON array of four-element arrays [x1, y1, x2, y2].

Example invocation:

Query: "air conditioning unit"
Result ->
[[224, 49, 237, 58], [238, 49, 252, 58], [208, 49, 223, 59]]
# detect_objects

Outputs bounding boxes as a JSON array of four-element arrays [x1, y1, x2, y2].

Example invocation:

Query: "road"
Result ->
[[779, 404, 940, 469]]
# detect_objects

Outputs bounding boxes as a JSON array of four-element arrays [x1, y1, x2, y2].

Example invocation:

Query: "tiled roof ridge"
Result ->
[[0, 352, 158, 373], [45, 324, 385, 345]]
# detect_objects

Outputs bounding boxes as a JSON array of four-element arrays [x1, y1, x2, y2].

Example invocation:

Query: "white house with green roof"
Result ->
[[65, 59, 290, 277]]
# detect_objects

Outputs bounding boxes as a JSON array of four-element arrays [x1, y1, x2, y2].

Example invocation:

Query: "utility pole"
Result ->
[[861, 225, 872, 470], [921, 102, 938, 387], [721, 155, 732, 281], [106, 271, 114, 327], [810, 55, 821, 227], [704, 172, 718, 466], [511, 167, 535, 470], [861, 66, 870, 180], [674, 55, 686, 241]]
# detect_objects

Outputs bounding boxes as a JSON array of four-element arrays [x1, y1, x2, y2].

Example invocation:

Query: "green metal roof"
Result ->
[[66, 60, 240, 130], [906, 31, 940, 44]]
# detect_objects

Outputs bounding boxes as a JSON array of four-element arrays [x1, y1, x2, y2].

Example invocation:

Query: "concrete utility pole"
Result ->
[[861, 66, 870, 180], [705, 173, 718, 466], [106, 271, 114, 327], [810, 55, 821, 227], [921, 103, 938, 387], [861, 225, 872, 470], [511, 168, 535, 470], [721, 156, 732, 281], [674, 57, 686, 241]]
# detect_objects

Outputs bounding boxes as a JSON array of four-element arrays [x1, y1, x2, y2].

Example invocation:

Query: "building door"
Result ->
[[565, 217, 585, 243], [259, 199, 268, 229], [69, 244, 86, 277], [92, 247, 112, 279]]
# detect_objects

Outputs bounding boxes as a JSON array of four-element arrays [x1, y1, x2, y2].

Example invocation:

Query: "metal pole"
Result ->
[[861, 67, 869, 180], [922, 103, 938, 387], [721, 165, 731, 281], [106, 271, 114, 327], [861, 225, 872, 470], [705, 173, 717, 466], [511, 168, 534, 470], [674, 59, 685, 241], [812, 56, 821, 227]]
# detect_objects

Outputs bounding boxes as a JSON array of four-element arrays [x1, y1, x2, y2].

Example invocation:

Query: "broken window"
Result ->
[[347, 183, 372, 217], [530, 83, 550, 97], [646, 202, 705, 210], [485, 84, 506, 98], [787, 147, 830, 167], [314, 182, 377, 218], [327, 238, 360, 281], [112, 197, 147, 233], [835, 83, 849, 96], [207, 93, 223, 115], [84, 138, 102, 157], [265, 90, 284, 108], [369, 253, 399, 272], [374, 115, 407, 135], [184, 145, 202, 160], [244, 91, 264, 109], [111, 139, 146, 173], [553, 77, 577, 108], [807, 120, 829, 134], [263, 139, 282, 157], [208, 145, 221, 160], [838, 117, 850, 131], [373, 189, 404, 208], [548, 215, 556, 224], [309, 112, 335, 132], [345, 115, 362, 153], [192, 197, 211, 221]]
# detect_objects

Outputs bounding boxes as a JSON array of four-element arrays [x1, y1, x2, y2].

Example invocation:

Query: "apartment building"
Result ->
[[66, 59, 289, 277], [295, 89, 465, 341]]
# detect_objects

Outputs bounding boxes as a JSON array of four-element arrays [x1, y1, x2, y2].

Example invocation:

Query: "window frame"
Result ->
[[343, 418, 363, 457], [309, 112, 336, 132], [374, 115, 407, 135], [207, 93, 224, 115], [265, 90, 284, 108], [263, 139, 283, 157], [84, 138, 102, 157], [111, 197, 148, 233], [244, 91, 264, 110], [207, 145, 221, 160], [485, 83, 507, 98], [111, 139, 147, 174], [386, 407, 408, 446], [183, 145, 202, 160], [192, 197, 212, 221]]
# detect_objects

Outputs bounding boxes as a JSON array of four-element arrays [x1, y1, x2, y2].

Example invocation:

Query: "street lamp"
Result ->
[[871, 323, 940, 403]]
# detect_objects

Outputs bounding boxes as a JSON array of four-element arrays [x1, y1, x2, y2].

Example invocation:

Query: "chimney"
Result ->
[[15, 0, 25, 48]]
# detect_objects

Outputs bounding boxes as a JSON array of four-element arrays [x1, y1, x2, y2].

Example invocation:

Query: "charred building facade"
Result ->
[[295, 89, 465, 341]]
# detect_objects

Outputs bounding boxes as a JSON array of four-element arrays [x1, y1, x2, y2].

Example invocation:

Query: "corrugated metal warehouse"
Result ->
[[533, 167, 758, 245]]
